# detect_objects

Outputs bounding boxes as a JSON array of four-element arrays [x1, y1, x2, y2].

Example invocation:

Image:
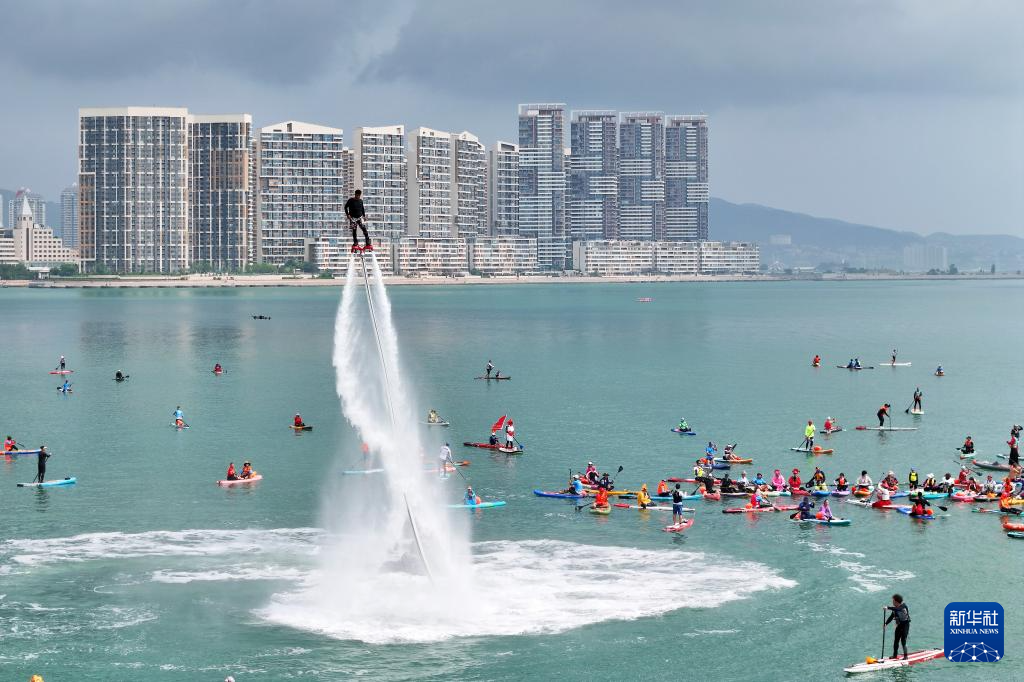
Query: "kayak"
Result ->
[[715, 457, 753, 465], [423, 420, 451, 427], [852, 486, 874, 497], [212, 369, 223, 375], [880, 362, 913, 367], [663, 519, 694, 533], [765, 490, 792, 497], [1008, 532, 1024, 539], [723, 505, 799, 514], [17, 477, 76, 488], [2, 449, 41, 457], [533, 489, 585, 499], [790, 517, 851, 526], [836, 365, 874, 370], [49, 370, 74, 375], [703, 492, 721, 501], [1001, 519, 1024, 531], [474, 376, 511, 380], [790, 447, 834, 454], [289, 425, 313, 431], [843, 649, 943, 674], [855, 426, 918, 431], [217, 474, 263, 487], [896, 507, 934, 519], [810, 489, 832, 497], [671, 428, 697, 435], [463, 442, 506, 450], [448, 500, 506, 509], [973, 508, 1017, 515], [972, 460, 1010, 471], [589, 504, 611, 515], [909, 409, 924, 415], [711, 462, 731, 470]]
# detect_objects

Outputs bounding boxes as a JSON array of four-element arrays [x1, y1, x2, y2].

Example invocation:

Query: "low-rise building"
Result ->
[[469, 236, 538, 274], [0, 196, 80, 268], [394, 237, 468, 275], [699, 241, 760, 274], [654, 241, 700, 274], [572, 239, 655, 276]]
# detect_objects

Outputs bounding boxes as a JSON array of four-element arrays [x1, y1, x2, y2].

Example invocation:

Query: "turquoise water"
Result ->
[[0, 280, 1021, 680]]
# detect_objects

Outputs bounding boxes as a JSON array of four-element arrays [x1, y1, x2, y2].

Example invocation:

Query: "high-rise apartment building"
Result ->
[[7, 189, 47, 233], [340, 147, 355, 204], [189, 114, 254, 270], [488, 141, 519, 236], [256, 120, 345, 265], [665, 115, 709, 240], [518, 103, 566, 268], [568, 110, 618, 241], [451, 131, 487, 237], [408, 127, 452, 238], [60, 184, 78, 249], [78, 107, 190, 273], [354, 125, 407, 239], [618, 112, 665, 240]]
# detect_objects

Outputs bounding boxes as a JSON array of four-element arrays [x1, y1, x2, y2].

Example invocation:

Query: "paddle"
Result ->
[[903, 399, 914, 415], [576, 466, 623, 511], [881, 608, 887, 662]]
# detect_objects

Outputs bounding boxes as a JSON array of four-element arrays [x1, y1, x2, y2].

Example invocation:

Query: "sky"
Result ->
[[0, 0, 1021, 235]]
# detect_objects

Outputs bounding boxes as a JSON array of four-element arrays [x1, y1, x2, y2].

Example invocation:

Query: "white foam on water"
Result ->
[[833, 559, 915, 593], [259, 539, 795, 644], [151, 565, 310, 584], [794, 539, 866, 558]]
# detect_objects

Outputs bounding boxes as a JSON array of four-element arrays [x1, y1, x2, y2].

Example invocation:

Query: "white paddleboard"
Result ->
[[843, 648, 943, 673]]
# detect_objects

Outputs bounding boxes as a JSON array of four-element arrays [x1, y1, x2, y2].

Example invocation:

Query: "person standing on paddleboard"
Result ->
[[1008, 431, 1020, 467], [57, 355, 65, 371], [912, 388, 922, 412], [505, 420, 515, 449], [891, 348, 898, 364], [671, 484, 685, 525], [439, 443, 453, 475], [884, 594, 911, 660], [35, 445, 50, 483], [345, 189, 371, 250], [803, 420, 815, 451], [485, 360, 493, 379], [877, 403, 890, 427]]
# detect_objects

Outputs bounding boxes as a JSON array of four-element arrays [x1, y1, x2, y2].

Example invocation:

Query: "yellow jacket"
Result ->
[[804, 424, 815, 438]]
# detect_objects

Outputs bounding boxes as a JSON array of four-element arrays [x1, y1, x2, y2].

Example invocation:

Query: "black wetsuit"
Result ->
[[344, 197, 370, 247], [913, 391, 922, 410], [877, 408, 888, 427], [885, 603, 911, 659], [35, 450, 50, 483]]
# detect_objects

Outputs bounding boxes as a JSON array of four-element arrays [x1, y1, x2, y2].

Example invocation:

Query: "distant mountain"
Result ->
[[710, 198, 1024, 272]]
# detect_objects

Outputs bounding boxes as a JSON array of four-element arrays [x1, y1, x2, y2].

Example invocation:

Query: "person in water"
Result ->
[[877, 403, 890, 427], [240, 461, 253, 479], [834, 472, 848, 491], [485, 360, 494, 379], [803, 420, 815, 451], [173, 406, 186, 427], [961, 435, 974, 454], [796, 495, 815, 520], [912, 388, 922, 411], [677, 417, 690, 432], [226, 462, 238, 481], [35, 446, 50, 483], [884, 594, 912, 661], [464, 486, 477, 505], [344, 189, 372, 249], [636, 484, 652, 509], [294, 413, 305, 428], [671, 484, 685, 525]]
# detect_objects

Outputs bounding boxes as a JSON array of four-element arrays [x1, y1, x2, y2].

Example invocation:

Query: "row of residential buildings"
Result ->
[[4, 104, 754, 276]]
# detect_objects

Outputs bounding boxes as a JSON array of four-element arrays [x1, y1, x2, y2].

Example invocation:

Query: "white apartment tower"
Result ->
[[568, 110, 618, 241], [618, 112, 665, 241], [78, 107, 190, 273], [256, 120, 345, 265], [518, 103, 567, 268], [451, 131, 487, 237], [488, 141, 519, 236], [354, 125, 407, 239], [665, 115, 709, 240], [408, 127, 453, 238]]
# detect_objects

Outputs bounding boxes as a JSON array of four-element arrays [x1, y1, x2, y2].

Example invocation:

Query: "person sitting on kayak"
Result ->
[[922, 473, 938, 491], [856, 470, 873, 492], [955, 467, 970, 486], [3, 435, 14, 452], [876, 403, 890, 427], [908, 468, 919, 490], [60, 379, 71, 393], [240, 461, 253, 479], [214, 363, 222, 373], [809, 467, 826, 490], [910, 492, 931, 516], [173, 406, 185, 427], [938, 472, 955, 493], [637, 484, 652, 509], [593, 487, 610, 509], [796, 496, 815, 520], [488, 431, 498, 446], [834, 472, 849, 491], [982, 475, 998, 494], [960, 436, 974, 454], [935, 365, 944, 376], [719, 474, 738, 494], [803, 421, 815, 451], [854, 358, 861, 368], [823, 416, 833, 433], [465, 486, 478, 505], [872, 484, 891, 508], [846, 359, 855, 369], [818, 498, 834, 521], [965, 477, 982, 494], [115, 370, 125, 381], [750, 489, 773, 509], [771, 469, 786, 491], [722, 443, 739, 460], [812, 354, 820, 367], [226, 462, 238, 481], [753, 472, 767, 487], [787, 468, 803, 492], [427, 409, 440, 424], [677, 418, 691, 433], [881, 471, 899, 492], [585, 461, 597, 480], [294, 413, 305, 428], [738, 471, 750, 488], [656, 479, 670, 497]]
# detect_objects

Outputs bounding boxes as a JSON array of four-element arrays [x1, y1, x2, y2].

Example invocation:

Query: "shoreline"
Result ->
[[2, 272, 1022, 288]]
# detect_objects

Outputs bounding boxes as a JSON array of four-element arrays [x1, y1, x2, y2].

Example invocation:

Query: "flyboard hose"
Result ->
[[354, 252, 434, 582]]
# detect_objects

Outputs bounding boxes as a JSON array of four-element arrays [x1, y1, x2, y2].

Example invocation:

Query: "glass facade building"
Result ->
[[518, 103, 566, 269], [256, 120, 345, 265], [665, 115, 709, 240], [568, 111, 618, 241], [78, 107, 190, 273], [60, 184, 78, 249], [618, 112, 665, 241]]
